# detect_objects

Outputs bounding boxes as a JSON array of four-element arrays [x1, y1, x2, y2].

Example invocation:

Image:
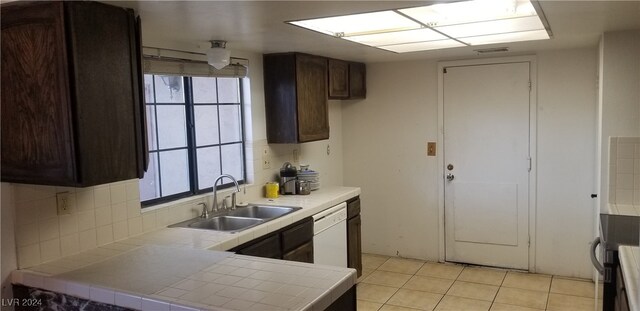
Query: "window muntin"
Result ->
[[140, 74, 245, 205]]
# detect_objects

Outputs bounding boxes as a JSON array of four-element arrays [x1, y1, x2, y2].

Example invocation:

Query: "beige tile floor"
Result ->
[[357, 254, 603, 311]]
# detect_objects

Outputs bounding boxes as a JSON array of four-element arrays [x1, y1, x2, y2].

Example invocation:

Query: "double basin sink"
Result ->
[[169, 205, 301, 233]]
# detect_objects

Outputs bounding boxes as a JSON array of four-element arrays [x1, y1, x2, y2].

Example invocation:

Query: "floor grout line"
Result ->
[[360, 254, 601, 311]]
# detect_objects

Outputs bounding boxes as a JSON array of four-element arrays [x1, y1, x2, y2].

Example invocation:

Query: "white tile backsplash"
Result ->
[[59, 214, 78, 236], [128, 216, 143, 236], [110, 184, 127, 204], [94, 186, 112, 208], [11, 134, 342, 269], [60, 234, 79, 255], [609, 137, 640, 204], [76, 190, 95, 211], [97, 225, 114, 246], [79, 229, 97, 252], [40, 238, 61, 262], [77, 211, 96, 231], [38, 218, 59, 242], [95, 207, 113, 227]]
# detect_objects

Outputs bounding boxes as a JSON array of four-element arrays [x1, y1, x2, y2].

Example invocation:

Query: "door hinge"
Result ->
[[443, 68, 447, 74], [528, 81, 532, 91], [528, 236, 530, 247], [527, 157, 532, 172]]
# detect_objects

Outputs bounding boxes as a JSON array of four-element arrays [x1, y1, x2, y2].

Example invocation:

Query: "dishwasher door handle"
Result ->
[[590, 237, 604, 274]]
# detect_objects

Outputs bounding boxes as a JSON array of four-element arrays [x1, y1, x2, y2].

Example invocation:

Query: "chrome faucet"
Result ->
[[211, 174, 240, 212]]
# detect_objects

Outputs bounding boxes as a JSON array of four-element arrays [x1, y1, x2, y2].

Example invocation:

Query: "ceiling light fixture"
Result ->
[[287, 0, 551, 53], [206, 40, 231, 69]]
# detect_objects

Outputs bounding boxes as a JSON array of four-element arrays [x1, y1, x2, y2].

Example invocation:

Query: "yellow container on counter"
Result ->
[[265, 182, 279, 198]]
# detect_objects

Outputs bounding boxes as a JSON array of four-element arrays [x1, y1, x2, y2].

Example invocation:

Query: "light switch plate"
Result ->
[[56, 192, 71, 215], [427, 142, 436, 156]]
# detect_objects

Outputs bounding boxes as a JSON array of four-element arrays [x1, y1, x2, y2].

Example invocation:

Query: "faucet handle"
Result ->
[[197, 202, 208, 218], [231, 192, 237, 210], [222, 196, 231, 210]]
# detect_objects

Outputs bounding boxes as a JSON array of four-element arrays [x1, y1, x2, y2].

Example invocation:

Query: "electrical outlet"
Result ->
[[293, 149, 299, 163], [262, 158, 271, 169], [56, 192, 71, 215], [262, 147, 271, 169]]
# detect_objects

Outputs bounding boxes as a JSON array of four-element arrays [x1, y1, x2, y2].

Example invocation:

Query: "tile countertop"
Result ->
[[11, 186, 360, 311], [619, 246, 640, 311], [607, 204, 640, 216]]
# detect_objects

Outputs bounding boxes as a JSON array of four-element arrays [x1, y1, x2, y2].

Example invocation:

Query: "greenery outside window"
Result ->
[[139, 74, 245, 206]]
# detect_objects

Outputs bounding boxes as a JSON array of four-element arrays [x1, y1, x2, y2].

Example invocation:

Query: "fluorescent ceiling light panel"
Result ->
[[460, 29, 549, 45], [399, 0, 538, 27], [434, 15, 544, 38], [344, 28, 448, 46], [289, 11, 420, 37], [287, 0, 549, 53], [378, 39, 466, 53]]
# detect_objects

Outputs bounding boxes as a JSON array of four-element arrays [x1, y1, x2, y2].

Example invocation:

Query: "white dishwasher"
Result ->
[[313, 202, 348, 267]]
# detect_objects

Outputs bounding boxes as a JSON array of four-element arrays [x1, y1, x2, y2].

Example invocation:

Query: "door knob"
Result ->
[[446, 173, 455, 181]]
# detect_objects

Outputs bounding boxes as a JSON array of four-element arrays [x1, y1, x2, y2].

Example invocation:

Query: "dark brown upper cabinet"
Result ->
[[264, 53, 329, 143], [349, 62, 367, 99], [328, 59, 349, 99], [1, 1, 148, 187], [328, 59, 366, 100]]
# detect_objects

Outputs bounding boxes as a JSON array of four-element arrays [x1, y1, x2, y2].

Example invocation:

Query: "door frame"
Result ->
[[437, 56, 538, 272]]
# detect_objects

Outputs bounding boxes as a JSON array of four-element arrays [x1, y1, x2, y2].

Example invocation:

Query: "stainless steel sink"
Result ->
[[188, 216, 263, 231], [228, 205, 299, 219], [168, 204, 301, 233]]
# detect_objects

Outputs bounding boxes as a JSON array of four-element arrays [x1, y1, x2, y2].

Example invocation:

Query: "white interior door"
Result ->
[[444, 62, 531, 270]]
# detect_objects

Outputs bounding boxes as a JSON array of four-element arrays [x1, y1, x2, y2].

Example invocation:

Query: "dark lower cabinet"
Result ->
[[1, 1, 147, 187], [231, 217, 313, 263], [347, 197, 363, 277], [283, 240, 314, 263], [326, 285, 356, 311], [235, 233, 282, 259], [615, 265, 630, 311]]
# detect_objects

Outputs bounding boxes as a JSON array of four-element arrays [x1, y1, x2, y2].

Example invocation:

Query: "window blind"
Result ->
[[142, 47, 248, 78]]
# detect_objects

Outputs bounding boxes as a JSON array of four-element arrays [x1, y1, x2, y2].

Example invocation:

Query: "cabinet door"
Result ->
[[236, 233, 282, 259], [1, 2, 77, 185], [325, 286, 356, 311], [347, 197, 361, 219], [349, 62, 366, 99], [328, 59, 349, 99], [66, 2, 140, 185], [283, 240, 314, 263], [132, 15, 149, 176], [281, 217, 313, 253], [296, 54, 329, 142], [347, 215, 363, 277]]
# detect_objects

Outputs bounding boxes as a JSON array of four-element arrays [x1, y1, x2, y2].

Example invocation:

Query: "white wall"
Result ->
[[342, 47, 598, 278], [343, 61, 440, 260], [534, 48, 598, 277], [597, 30, 640, 208]]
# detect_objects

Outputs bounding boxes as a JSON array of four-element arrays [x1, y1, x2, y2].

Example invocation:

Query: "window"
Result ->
[[139, 74, 245, 206]]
